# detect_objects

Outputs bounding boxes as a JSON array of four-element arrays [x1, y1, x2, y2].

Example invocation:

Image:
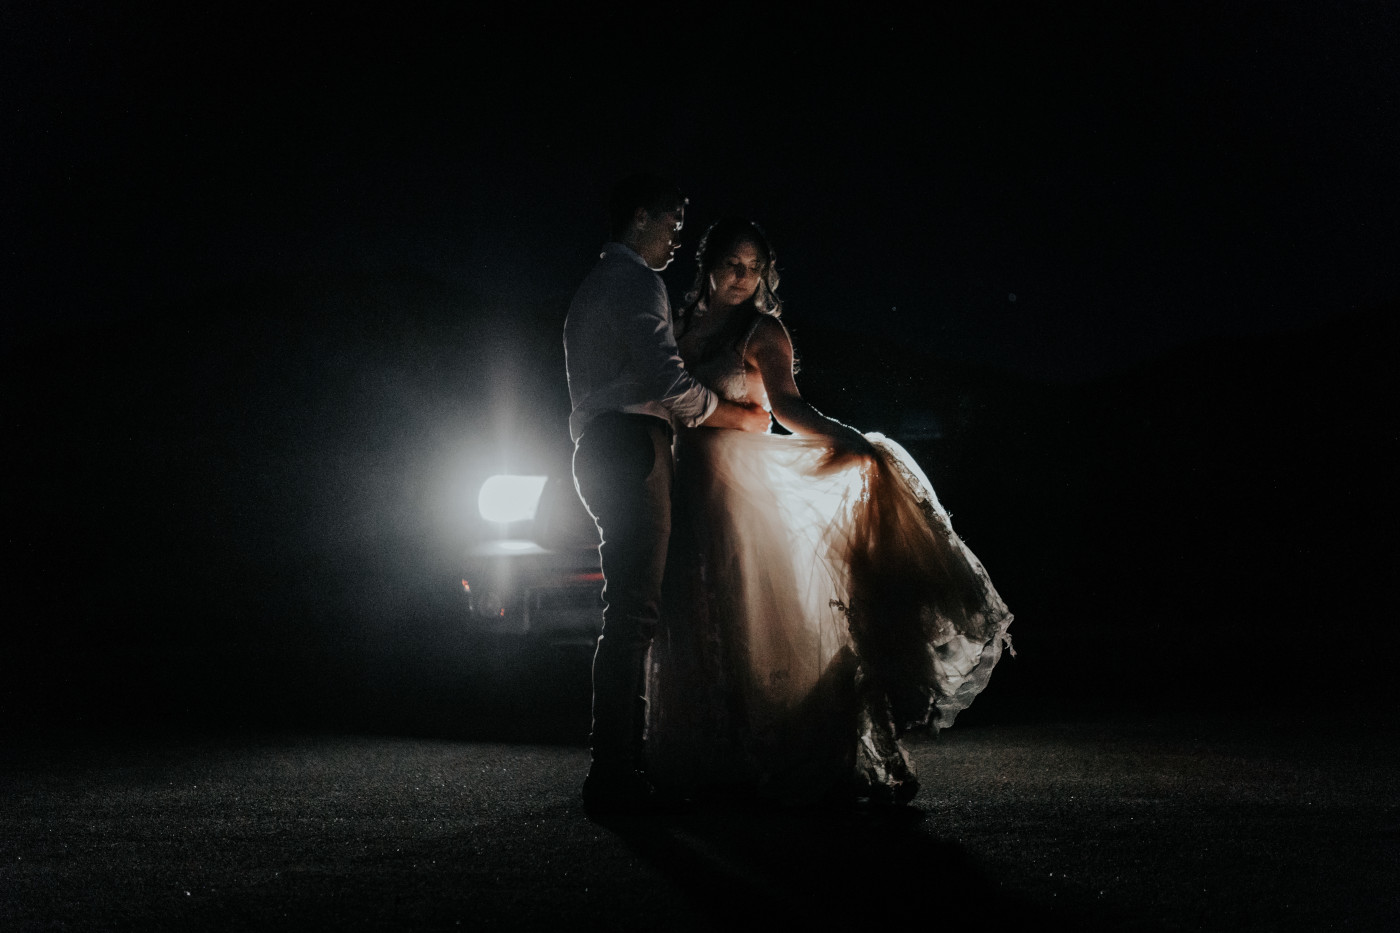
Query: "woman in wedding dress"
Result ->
[[646, 219, 1013, 805]]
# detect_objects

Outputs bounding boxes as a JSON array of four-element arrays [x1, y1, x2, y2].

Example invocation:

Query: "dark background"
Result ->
[[4, 4, 1396, 734]]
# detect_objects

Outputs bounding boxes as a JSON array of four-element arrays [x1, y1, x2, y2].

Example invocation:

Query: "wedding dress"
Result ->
[[646, 311, 1013, 804]]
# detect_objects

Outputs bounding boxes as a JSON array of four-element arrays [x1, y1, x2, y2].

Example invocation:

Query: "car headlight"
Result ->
[[477, 474, 548, 524]]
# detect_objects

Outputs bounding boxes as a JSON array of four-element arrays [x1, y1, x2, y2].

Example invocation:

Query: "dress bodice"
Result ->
[[677, 310, 771, 411]]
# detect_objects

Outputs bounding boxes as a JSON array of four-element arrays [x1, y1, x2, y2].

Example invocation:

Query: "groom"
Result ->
[[565, 173, 769, 812]]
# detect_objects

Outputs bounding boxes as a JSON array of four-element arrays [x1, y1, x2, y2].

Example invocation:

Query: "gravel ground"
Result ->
[[3, 713, 1396, 931]]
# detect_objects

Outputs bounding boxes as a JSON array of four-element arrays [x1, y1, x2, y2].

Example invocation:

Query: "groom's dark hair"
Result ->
[[608, 173, 685, 240]]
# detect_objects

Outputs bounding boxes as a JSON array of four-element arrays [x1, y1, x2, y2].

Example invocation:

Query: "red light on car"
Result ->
[[461, 579, 471, 593], [572, 572, 604, 583]]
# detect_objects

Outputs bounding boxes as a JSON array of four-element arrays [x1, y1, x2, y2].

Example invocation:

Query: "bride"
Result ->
[[646, 218, 1013, 805]]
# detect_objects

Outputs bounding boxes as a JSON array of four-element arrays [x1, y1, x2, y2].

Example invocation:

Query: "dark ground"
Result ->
[[3, 696, 1397, 931]]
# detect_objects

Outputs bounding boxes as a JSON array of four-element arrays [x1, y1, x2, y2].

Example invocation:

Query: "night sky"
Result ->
[[12, 5, 1396, 375], [4, 5, 1397, 727]]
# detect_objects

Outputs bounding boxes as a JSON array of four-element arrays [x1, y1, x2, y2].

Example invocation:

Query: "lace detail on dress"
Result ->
[[842, 437, 1014, 733], [678, 311, 773, 411]]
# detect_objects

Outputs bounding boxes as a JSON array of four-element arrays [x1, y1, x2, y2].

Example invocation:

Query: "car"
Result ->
[[460, 471, 605, 647]]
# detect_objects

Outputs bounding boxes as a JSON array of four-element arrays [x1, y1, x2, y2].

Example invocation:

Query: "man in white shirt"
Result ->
[[565, 174, 769, 812]]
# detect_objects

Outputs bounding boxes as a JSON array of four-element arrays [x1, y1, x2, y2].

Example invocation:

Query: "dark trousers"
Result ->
[[572, 413, 675, 768]]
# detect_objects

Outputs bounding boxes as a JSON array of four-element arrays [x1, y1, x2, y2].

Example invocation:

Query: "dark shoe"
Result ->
[[865, 775, 920, 807], [582, 764, 657, 815]]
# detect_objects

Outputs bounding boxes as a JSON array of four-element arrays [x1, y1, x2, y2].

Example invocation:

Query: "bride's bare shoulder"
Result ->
[[744, 313, 791, 352]]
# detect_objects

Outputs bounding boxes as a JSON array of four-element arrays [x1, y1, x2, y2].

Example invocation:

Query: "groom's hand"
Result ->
[[735, 402, 772, 433]]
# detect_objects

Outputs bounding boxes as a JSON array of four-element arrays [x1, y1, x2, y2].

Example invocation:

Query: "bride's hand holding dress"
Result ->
[[744, 313, 876, 472]]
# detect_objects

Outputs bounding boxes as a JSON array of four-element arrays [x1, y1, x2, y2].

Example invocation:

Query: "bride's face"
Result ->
[[707, 239, 765, 309]]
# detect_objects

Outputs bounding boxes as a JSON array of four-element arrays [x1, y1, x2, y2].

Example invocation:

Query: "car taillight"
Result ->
[[465, 584, 507, 619]]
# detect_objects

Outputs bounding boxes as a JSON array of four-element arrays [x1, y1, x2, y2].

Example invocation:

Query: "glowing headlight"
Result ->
[[478, 474, 548, 524]]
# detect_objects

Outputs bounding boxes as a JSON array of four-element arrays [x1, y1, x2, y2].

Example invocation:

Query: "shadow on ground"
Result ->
[[599, 803, 1122, 931]]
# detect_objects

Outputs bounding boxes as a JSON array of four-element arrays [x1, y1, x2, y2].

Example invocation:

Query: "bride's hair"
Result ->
[[677, 218, 782, 335]]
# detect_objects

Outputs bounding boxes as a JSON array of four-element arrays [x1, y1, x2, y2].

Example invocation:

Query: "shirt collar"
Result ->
[[600, 241, 650, 267]]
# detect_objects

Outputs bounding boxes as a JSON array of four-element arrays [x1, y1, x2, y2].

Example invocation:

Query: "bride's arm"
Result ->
[[747, 316, 875, 456]]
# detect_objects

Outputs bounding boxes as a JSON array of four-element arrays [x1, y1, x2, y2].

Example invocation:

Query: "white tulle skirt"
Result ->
[[647, 428, 1013, 804]]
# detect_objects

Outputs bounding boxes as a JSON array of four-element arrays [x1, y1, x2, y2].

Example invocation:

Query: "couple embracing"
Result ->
[[564, 174, 1012, 815]]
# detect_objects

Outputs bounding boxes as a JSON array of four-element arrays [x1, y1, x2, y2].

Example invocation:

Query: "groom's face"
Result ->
[[633, 204, 685, 271]]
